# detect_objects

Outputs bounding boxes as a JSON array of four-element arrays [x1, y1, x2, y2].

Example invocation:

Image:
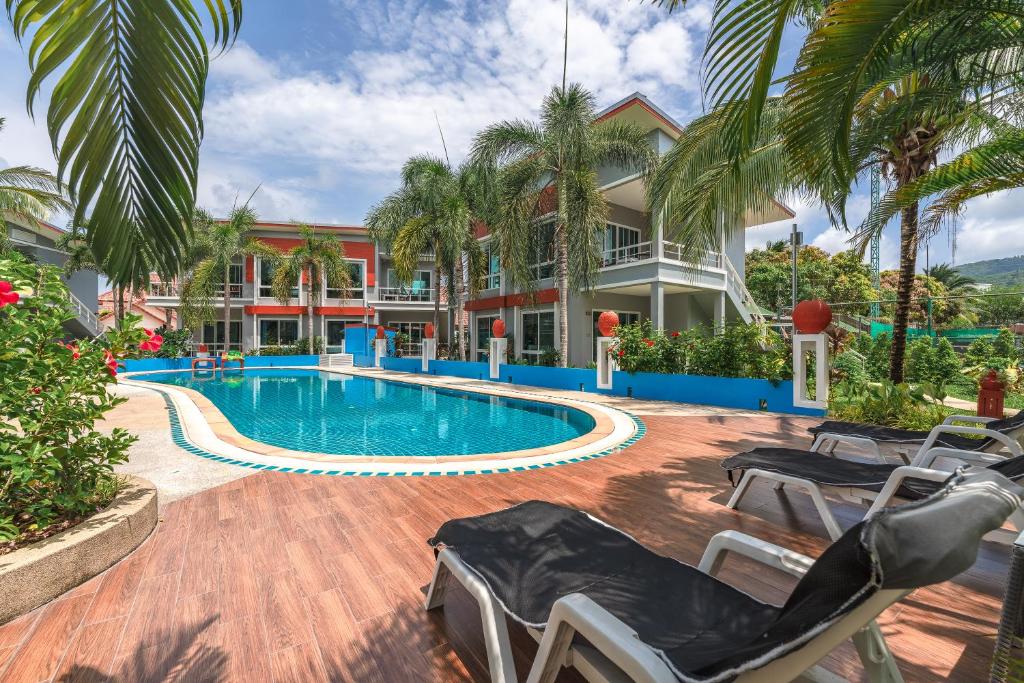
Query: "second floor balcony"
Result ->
[[148, 282, 243, 301], [376, 286, 435, 303], [601, 241, 723, 270]]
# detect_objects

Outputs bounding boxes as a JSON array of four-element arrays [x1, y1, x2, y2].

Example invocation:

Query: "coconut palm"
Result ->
[[0, 119, 71, 237], [927, 263, 978, 292], [7, 1, 243, 283], [472, 83, 657, 366], [271, 224, 352, 351], [180, 203, 279, 351], [366, 155, 492, 358]]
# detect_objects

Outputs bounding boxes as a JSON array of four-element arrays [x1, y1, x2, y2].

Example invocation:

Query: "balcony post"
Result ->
[[654, 206, 665, 260], [650, 282, 665, 331]]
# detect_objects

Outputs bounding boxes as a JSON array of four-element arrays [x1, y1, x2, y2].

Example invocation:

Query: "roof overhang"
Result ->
[[594, 93, 683, 140]]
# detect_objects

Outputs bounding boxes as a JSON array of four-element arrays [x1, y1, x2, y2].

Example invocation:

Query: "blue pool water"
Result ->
[[140, 369, 596, 456]]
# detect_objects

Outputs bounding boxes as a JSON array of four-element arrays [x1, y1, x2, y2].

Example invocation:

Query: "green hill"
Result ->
[[955, 255, 1024, 287]]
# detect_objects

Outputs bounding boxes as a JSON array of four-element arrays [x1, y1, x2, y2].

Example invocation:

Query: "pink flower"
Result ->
[[138, 328, 163, 353], [0, 281, 19, 307]]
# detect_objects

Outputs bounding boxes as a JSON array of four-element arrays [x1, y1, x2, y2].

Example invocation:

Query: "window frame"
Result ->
[[258, 318, 300, 348], [258, 258, 298, 300], [326, 259, 366, 300]]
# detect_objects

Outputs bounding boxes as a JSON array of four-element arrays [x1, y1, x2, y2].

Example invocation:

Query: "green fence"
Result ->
[[869, 322, 1003, 341]]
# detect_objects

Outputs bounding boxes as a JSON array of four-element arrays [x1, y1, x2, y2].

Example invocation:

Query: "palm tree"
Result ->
[[7, 1, 243, 283], [0, 118, 71, 240], [180, 204, 279, 352], [366, 155, 492, 358], [472, 84, 657, 366], [926, 263, 977, 292], [271, 224, 352, 351]]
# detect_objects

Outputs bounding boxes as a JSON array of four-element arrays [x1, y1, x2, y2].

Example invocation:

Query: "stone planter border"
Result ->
[[0, 476, 158, 624]]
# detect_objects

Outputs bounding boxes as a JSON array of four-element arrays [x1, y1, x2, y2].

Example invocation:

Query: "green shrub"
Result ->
[[295, 336, 325, 355], [0, 253, 144, 542], [538, 347, 560, 367], [832, 351, 868, 384], [965, 337, 995, 368], [865, 333, 891, 381], [254, 345, 298, 356], [829, 379, 948, 430]]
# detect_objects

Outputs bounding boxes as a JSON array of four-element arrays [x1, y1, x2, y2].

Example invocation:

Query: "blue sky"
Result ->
[[2, 0, 1022, 271]]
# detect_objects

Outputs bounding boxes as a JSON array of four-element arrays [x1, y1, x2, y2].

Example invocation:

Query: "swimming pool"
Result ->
[[139, 369, 597, 456]]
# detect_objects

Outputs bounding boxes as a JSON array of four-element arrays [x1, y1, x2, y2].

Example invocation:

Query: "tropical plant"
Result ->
[[745, 244, 876, 315], [6, 0, 244, 284], [472, 83, 657, 367], [271, 224, 352, 347], [0, 251, 147, 542], [927, 263, 977, 292], [180, 203, 279, 350], [366, 155, 492, 360], [829, 379, 950, 431], [0, 118, 71, 232]]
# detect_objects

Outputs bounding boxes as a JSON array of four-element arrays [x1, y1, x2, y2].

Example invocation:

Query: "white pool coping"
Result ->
[[122, 366, 643, 476]]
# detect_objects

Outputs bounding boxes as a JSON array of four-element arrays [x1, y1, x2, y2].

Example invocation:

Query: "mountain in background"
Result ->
[[955, 255, 1024, 287]]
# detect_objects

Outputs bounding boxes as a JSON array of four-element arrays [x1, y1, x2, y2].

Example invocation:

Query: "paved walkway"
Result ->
[[0, 385, 1009, 681]]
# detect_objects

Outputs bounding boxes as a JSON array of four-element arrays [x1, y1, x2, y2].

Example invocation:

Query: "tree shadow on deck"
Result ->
[[56, 617, 225, 683]]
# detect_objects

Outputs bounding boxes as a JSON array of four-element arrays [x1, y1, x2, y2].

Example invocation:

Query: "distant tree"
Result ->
[[744, 246, 875, 315], [975, 286, 1024, 327], [927, 263, 977, 292]]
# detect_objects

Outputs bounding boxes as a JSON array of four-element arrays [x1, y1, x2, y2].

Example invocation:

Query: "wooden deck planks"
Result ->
[[0, 413, 1012, 682]]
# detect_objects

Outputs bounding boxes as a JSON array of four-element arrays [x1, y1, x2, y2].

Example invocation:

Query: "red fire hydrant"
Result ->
[[977, 370, 1006, 419]]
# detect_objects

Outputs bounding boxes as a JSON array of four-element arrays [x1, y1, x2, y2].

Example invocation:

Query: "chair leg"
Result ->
[[852, 622, 904, 683], [425, 549, 518, 683], [728, 471, 756, 509], [803, 483, 845, 541]]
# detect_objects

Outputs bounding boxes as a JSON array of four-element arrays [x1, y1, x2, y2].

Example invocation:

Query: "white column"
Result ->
[[374, 338, 387, 367], [489, 337, 507, 380], [596, 337, 616, 389], [421, 338, 436, 373], [713, 291, 726, 333], [654, 204, 665, 259], [793, 333, 829, 410], [650, 282, 665, 331]]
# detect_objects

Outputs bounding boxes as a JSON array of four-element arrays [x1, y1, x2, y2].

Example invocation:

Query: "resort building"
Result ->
[[3, 214, 101, 338], [464, 93, 795, 367], [97, 285, 177, 332], [148, 221, 444, 355]]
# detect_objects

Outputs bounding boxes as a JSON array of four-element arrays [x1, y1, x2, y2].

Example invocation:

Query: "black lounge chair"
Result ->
[[807, 410, 1024, 464], [425, 469, 1022, 683], [722, 445, 1024, 540]]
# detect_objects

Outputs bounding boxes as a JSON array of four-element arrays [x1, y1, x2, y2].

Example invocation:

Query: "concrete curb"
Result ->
[[0, 476, 158, 624]]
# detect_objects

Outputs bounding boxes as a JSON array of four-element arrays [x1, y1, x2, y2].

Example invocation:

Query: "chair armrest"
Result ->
[[912, 425, 1023, 464], [811, 433, 887, 464], [864, 466, 954, 518], [529, 593, 676, 683], [943, 414, 997, 425], [698, 530, 814, 580], [917, 446, 1008, 469]]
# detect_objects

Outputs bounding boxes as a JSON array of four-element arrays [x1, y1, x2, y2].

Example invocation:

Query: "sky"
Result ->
[[1, 0, 1021, 272]]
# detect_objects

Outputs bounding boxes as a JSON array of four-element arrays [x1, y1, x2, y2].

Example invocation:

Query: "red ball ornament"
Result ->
[[424, 323, 435, 339], [792, 300, 832, 334], [375, 325, 386, 340], [491, 319, 506, 338], [597, 310, 619, 337]]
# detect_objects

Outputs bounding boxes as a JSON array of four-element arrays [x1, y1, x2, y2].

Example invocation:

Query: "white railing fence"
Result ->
[[722, 255, 767, 328], [68, 290, 101, 336], [662, 242, 722, 269], [601, 241, 653, 267], [377, 287, 434, 302], [149, 282, 242, 299]]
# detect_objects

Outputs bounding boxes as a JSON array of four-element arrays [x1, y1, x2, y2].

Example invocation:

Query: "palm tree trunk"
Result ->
[[555, 183, 570, 368], [114, 285, 124, 329], [307, 267, 315, 352], [223, 263, 231, 352], [433, 258, 441, 338], [889, 201, 920, 383], [454, 256, 465, 360]]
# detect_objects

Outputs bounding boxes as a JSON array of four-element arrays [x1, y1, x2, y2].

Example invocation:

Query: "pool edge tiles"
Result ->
[[123, 369, 644, 476]]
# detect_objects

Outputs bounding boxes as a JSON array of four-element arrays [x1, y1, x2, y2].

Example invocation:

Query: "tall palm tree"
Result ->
[[180, 203, 279, 351], [472, 84, 657, 366], [271, 224, 352, 351], [0, 118, 71, 238], [366, 155, 492, 358], [7, 1, 243, 283]]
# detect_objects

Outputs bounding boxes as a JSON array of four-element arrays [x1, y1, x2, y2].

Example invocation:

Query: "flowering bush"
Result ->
[[611, 321, 790, 382], [0, 252, 152, 543]]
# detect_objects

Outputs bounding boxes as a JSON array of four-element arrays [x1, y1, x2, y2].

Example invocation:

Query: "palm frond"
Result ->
[[6, 0, 243, 283]]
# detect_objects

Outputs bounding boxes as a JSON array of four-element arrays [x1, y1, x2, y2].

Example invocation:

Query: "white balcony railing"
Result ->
[[663, 242, 722, 269], [149, 283, 243, 299], [601, 241, 653, 267], [377, 286, 434, 302], [396, 342, 423, 357], [68, 290, 101, 336], [723, 255, 767, 328]]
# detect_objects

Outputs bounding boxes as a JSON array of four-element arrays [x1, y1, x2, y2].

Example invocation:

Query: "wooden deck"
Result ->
[[0, 411, 1011, 682]]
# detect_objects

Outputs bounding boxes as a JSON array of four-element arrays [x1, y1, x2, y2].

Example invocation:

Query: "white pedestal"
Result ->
[[374, 338, 387, 368], [793, 333, 829, 410], [596, 336, 616, 390], [489, 337, 507, 380], [421, 338, 436, 373]]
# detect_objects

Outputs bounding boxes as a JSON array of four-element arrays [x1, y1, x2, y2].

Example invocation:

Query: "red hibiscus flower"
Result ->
[[64, 343, 81, 360], [30, 386, 42, 395], [671, 331, 681, 338], [617, 349, 625, 357], [642, 338, 655, 347], [104, 349, 119, 376], [0, 281, 19, 307], [139, 329, 164, 353]]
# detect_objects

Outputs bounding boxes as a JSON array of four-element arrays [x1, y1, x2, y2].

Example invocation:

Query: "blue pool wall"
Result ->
[[380, 358, 823, 417], [122, 355, 321, 373]]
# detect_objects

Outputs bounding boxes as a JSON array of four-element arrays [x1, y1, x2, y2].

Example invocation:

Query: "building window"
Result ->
[[529, 220, 555, 280], [327, 260, 364, 299], [259, 319, 299, 347], [325, 320, 351, 353], [384, 268, 432, 301], [521, 310, 555, 362], [394, 322, 426, 355], [601, 223, 643, 266], [200, 321, 242, 352], [484, 242, 500, 290], [259, 260, 298, 299], [476, 314, 498, 360], [592, 310, 639, 360]]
